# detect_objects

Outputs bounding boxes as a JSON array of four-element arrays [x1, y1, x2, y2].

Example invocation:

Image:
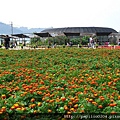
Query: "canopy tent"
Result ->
[[34, 32, 52, 46], [12, 34, 30, 38], [0, 35, 13, 46], [0, 35, 19, 39], [0, 35, 6, 38], [34, 32, 52, 37], [11, 34, 30, 46]]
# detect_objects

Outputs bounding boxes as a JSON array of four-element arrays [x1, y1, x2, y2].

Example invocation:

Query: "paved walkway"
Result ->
[[1, 45, 120, 50], [1, 46, 46, 50]]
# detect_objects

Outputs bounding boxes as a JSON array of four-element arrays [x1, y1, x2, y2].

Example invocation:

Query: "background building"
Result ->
[[42, 27, 118, 45]]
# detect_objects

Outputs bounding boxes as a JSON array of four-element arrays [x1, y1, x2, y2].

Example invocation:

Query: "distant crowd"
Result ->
[[2, 35, 120, 49]]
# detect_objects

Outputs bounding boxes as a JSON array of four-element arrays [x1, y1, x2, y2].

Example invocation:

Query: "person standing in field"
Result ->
[[89, 36, 93, 48], [4, 35, 10, 49], [118, 39, 120, 46], [91, 38, 95, 49]]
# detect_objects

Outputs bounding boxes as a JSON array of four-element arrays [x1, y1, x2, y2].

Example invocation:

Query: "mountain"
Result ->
[[0, 22, 22, 34], [0, 22, 46, 34], [16, 27, 45, 33]]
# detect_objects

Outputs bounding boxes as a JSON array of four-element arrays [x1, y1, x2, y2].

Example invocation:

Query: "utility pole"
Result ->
[[10, 22, 13, 43], [11, 22, 13, 35]]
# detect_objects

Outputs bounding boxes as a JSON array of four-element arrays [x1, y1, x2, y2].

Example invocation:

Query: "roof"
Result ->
[[12, 34, 30, 38], [0, 35, 13, 39], [42, 27, 117, 36], [64, 32, 80, 36], [0, 35, 6, 38], [34, 32, 52, 37]]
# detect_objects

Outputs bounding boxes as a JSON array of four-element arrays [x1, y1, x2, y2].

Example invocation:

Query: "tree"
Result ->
[[81, 36, 89, 45]]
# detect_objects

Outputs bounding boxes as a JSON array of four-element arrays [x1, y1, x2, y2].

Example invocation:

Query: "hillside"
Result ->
[[0, 22, 46, 34], [0, 22, 22, 34], [16, 27, 45, 33]]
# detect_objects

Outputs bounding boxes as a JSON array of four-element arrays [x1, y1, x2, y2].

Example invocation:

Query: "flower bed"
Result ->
[[99, 45, 120, 49], [0, 48, 120, 119]]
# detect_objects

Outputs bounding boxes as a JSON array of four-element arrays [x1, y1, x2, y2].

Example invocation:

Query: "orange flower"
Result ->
[[111, 111, 117, 114], [48, 109, 52, 113], [70, 97, 75, 102], [61, 97, 66, 102], [33, 110, 37, 114], [1, 107, 6, 112], [49, 99, 54, 103], [10, 106, 15, 110], [31, 98, 35, 102], [98, 105, 103, 109], [68, 102, 73, 106], [79, 79, 84, 82], [46, 99, 50, 103], [73, 99, 79, 104], [92, 102, 98, 106], [85, 74, 89, 77], [64, 105, 69, 110], [30, 89, 33, 94], [109, 103, 117, 107], [118, 96, 120, 100], [94, 93, 98, 97], [56, 98, 60, 102], [61, 87, 64, 91], [88, 99, 93, 102], [80, 110, 85, 113], [70, 108, 75, 112], [16, 107, 22, 111], [100, 97, 105, 101], [1, 94, 6, 99], [110, 99, 114, 103], [40, 81, 44, 85], [0, 110, 3, 114], [108, 76, 111, 80], [38, 102, 42, 106], [87, 77, 92, 81], [37, 91, 42, 95], [108, 82, 112, 86], [29, 104, 36, 108], [13, 103, 19, 109], [74, 104, 78, 108], [45, 93, 50, 97], [67, 111, 71, 114]]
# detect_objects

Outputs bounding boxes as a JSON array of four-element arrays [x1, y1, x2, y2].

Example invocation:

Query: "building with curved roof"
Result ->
[[41, 27, 118, 45], [42, 27, 117, 36]]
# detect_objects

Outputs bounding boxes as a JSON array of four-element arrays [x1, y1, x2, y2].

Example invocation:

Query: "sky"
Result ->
[[0, 0, 120, 31]]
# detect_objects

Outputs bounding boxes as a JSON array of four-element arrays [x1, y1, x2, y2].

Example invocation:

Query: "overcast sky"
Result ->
[[0, 0, 120, 31]]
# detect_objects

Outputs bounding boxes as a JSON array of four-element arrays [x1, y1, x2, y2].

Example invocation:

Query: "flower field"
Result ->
[[0, 48, 120, 120]]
